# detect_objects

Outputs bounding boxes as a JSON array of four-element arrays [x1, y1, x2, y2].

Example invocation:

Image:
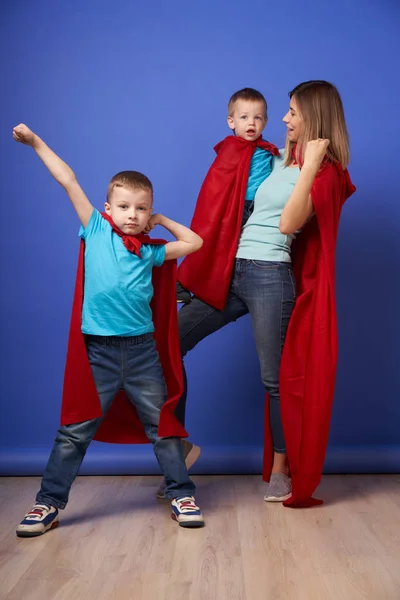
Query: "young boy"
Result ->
[[176, 88, 280, 307], [13, 123, 205, 535]]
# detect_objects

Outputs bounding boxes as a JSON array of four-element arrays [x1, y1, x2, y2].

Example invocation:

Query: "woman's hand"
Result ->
[[303, 138, 330, 170]]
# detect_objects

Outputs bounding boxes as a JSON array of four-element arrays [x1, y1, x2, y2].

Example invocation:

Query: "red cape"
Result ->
[[60, 220, 187, 443], [178, 135, 279, 310], [262, 162, 356, 507]]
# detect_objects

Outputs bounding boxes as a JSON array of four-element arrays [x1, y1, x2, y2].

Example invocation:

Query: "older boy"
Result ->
[[13, 123, 205, 535]]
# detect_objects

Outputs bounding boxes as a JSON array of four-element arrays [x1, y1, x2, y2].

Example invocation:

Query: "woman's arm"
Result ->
[[279, 139, 330, 235]]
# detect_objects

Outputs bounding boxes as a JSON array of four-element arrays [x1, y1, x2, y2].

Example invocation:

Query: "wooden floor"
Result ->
[[0, 475, 399, 600]]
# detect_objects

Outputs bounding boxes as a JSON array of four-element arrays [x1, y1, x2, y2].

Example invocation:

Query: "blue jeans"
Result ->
[[176, 259, 296, 452], [36, 334, 195, 509]]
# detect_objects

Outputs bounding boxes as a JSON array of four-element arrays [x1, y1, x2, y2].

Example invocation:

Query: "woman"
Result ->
[[166, 81, 355, 507]]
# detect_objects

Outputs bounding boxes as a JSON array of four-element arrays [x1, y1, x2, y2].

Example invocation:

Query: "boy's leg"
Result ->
[[123, 334, 204, 527], [123, 335, 194, 498], [153, 282, 248, 500], [36, 417, 105, 510], [17, 337, 122, 536], [176, 284, 249, 426], [176, 281, 192, 304], [36, 338, 122, 508]]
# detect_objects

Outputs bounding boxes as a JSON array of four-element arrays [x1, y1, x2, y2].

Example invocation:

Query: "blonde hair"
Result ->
[[107, 171, 153, 203], [228, 88, 268, 118], [284, 80, 350, 169]]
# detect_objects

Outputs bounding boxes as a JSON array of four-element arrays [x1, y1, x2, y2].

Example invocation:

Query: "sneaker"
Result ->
[[171, 496, 204, 528], [176, 282, 192, 304], [16, 503, 59, 537], [155, 440, 201, 499], [264, 473, 292, 502]]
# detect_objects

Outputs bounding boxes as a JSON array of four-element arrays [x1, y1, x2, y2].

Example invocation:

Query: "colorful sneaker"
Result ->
[[16, 503, 59, 537], [176, 282, 192, 304], [171, 496, 204, 528], [155, 440, 201, 499], [264, 473, 292, 502]]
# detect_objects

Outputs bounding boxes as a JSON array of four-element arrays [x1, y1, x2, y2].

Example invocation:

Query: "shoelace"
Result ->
[[175, 497, 199, 512], [24, 504, 50, 521]]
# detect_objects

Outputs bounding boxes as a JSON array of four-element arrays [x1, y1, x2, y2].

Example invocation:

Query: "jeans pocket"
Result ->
[[85, 338, 106, 363]]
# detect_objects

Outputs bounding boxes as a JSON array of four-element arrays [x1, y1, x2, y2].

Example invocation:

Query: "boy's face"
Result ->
[[227, 99, 267, 141], [105, 186, 152, 234]]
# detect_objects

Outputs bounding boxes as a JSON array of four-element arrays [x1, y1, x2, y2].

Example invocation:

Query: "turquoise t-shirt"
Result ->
[[245, 147, 273, 201], [236, 151, 300, 262], [79, 209, 165, 336]]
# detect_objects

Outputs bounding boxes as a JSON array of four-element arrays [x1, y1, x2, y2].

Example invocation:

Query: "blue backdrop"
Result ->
[[1, 0, 399, 476]]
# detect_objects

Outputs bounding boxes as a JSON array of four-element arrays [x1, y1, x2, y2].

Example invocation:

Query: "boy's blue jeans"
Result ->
[[36, 334, 195, 509]]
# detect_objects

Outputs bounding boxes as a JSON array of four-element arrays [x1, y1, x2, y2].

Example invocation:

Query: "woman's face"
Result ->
[[283, 96, 303, 143]]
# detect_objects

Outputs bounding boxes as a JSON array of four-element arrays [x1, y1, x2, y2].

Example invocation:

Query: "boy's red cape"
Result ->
[[60, 213, 187, 443], [263, 161, 356, 507], [177, 135, 280, 310]]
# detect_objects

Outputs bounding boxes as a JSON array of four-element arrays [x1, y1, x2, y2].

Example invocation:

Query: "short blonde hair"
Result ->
[[285, 80, 350, 169], [107, 171, 153, 203], [228, 88, 268, 118]]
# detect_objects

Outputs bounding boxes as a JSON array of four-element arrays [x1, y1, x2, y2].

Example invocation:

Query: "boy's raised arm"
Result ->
[[13, 124, 94, 227]]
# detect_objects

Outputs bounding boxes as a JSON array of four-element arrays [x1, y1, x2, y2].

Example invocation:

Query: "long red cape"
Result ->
[[262, 162, 356, 507], [60, 219, 187, 443], [177, 135, 279, 310]]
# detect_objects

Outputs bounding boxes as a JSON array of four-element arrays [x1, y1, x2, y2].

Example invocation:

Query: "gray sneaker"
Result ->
[[156, 440, 201, 499], [264, 473, 292, 502]]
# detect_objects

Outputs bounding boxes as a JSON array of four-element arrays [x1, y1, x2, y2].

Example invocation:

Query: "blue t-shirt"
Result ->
[[79, 209, 166, 336], [245, 147, 273, 201]]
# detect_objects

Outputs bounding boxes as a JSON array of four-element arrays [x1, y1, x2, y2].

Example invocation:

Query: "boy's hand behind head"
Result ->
[[143, 213, 161, 234], [13, 124, 36, 146]]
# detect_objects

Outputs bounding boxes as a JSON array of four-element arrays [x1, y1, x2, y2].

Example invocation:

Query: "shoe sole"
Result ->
[[264, 493, 292, 502], [16, 519, 59, 537], [171, 514, 205, 528]]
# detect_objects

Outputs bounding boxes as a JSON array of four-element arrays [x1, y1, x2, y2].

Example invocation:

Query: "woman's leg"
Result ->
[[237, 260, 296, 477]]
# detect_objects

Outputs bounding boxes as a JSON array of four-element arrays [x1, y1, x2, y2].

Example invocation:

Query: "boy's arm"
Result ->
[[147, 214, 203, 260], [13, 124, 94, 227]]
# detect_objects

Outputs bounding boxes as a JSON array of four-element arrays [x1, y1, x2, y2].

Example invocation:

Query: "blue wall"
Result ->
[[1, 0, 399, 475]]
